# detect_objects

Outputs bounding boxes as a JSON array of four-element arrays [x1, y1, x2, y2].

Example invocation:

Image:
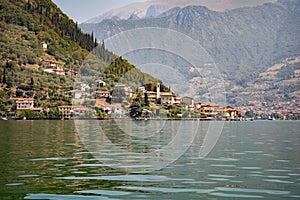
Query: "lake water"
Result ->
[[0, 120, 299, 199]]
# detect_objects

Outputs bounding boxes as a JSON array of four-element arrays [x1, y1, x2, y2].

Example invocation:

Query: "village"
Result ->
[[2, 40, 298, 120], [4, 41, 296, 121], [9, 78, 243, 120], [0, 40, 234, 120], [0, 40, 245, 120]]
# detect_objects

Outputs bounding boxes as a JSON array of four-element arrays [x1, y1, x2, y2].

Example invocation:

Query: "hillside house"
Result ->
[[53, 68, 65, 75], [181, 96, 194, 106], [68, 90, 85, 99], [96, 80, 106, 87], [112, 103, 126, 117], [66, 69, 78, 77], [95, 90, 111, 99], [10, 98, 42, 114], [42, 60, 66, 75], [199, 104, 219, 118], [173, 96, 182, 105], [146, 91, 157, 102], [138, 86, 146, 93], [194, 102, 204, 109], [160, 92, 174, 104], [42, 42, 48, 50], [96, 99, 112, 114], [58, 106, 90, 119], [115, 84, 133, 98], [80, 83, 90, 91], [42, 60, 61, 68], [222, 106, 242, 119]]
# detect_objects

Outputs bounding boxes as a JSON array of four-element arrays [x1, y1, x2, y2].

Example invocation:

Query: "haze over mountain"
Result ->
[[81, 0, 299, 74], [84, 0, 276, 24], [81, 0, 300, 105]]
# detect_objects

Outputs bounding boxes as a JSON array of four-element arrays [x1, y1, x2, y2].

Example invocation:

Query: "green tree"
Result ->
[[19, 110, 38, 119], [144, 93, 149, 107], [130, 93, 143, 118], [48, 108, 62, 119], [97, 108, 107, 119], [30, 77, 34, 89], [245, 110, 255, 118], [2, 66, 6, 84]]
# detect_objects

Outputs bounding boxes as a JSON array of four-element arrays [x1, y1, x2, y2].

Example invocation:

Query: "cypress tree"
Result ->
[[30, 77, 34, 89], [3, 66, 6, 84], [94, 38, 98, 48], [144, 93, 149, 107]]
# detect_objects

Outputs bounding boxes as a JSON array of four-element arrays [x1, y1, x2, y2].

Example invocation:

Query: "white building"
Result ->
[[42, 42, 48, 50]]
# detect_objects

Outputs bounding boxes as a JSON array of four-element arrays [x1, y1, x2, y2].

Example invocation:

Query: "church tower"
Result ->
[[156, 83, 160, 99]]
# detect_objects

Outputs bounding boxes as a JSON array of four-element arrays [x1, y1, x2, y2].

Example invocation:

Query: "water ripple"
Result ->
[[210, 192, 263, 198], [24, 193, 114, 200], [115, 186, 214, 194], [5, 183, 24, 186], [208, 174, 235, 178], [56, 175, 193, 182], [75, 164, 108, 167], [264, 179, 294, 184], [18, 174, 40, 178], [75, 190, 131, 196], [29, 157, 71, 161], [215, 187, 290, 195]]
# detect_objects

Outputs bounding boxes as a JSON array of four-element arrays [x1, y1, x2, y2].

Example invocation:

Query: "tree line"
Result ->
[[1, 0, 96, 51]]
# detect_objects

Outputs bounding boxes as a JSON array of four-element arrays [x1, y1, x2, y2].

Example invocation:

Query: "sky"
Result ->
[[52, 0, 148, 23]]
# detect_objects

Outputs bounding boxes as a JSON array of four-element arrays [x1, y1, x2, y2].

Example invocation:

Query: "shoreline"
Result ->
[[1, 117, 296, 121]]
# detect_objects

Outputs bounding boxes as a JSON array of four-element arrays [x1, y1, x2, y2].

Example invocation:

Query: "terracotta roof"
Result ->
[[96, 99, 111, 108], [58, 106, 90, 111], [42, 60, 61, 64], [112, 103, 123, 109], [96, 90, 110, 93], [160, 92, 173, 96], [68, 90, 84, 93], [58, 106, 73, 109], [10, 98, 34, 101], [16, 107, 42, 111], [74, 106, 90, 111], [53, 69, 65, 73]]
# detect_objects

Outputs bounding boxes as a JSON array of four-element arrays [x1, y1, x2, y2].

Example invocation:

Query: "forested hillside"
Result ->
[[0, 0, 161, 117]]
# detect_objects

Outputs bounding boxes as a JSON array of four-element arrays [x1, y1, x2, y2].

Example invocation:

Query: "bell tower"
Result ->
[[156, 83, 160, 99]]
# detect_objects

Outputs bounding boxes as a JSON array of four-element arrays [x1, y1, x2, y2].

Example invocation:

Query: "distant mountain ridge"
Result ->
[[80, 0, 300, 106], [84, 0, 276, 24], [81, 0, 300, 75]]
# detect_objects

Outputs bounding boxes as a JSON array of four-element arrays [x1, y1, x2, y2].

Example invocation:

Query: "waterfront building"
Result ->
[[10, 98, 42, 114], [58, 106, 90, 119]]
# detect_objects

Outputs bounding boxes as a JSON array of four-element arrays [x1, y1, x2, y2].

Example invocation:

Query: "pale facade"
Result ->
[[58, 106, 90, 119], [10, 98, 42, 113]]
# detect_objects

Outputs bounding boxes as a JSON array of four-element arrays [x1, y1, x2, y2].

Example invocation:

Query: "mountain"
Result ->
[[84, 0, 276, 24], [80, 0, 300, 106], [0, 0, 161, 117]]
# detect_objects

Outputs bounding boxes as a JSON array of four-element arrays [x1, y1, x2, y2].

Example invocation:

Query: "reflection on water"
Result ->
[[0, 120, 299, 199], [75, 120, 202, 173]]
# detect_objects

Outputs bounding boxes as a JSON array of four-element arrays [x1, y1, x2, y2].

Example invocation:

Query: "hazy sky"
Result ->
[[52, 0, 148, 23]]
